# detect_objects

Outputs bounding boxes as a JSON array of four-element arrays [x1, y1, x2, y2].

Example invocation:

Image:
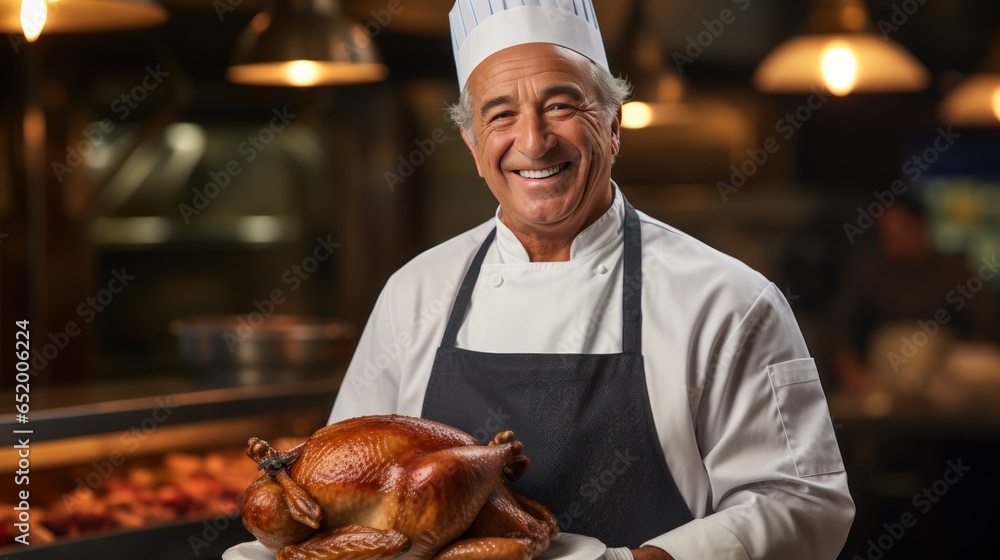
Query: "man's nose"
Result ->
[[513, 112, 555, 158]]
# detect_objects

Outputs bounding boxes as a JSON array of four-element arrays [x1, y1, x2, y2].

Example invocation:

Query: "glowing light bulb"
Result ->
[[20, 0, 47, 42], [287, 60, 321, 86], [992, 87, 1000, 123], [821, 43, 858, 96], [622, 102, 654, 129]]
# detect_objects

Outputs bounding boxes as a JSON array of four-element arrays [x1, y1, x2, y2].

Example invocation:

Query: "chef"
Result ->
[[330, 1, 854, 559]]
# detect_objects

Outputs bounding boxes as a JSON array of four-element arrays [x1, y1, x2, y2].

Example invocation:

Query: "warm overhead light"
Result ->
[[940, 38, 1000, 126], [1, 0, 167, 39], [228, 0, 388, 87], [754, 0, 928, 94], [940, 76, 1000, 126], [19, 0, 45, 42], [286, 60, 320, 86], [820, 42, 858, 96], [622, 102, 654, 129], [620, 33, 696, 129]]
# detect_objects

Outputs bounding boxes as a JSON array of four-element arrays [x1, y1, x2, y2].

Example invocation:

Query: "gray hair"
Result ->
[[448, 60, 633, 146]]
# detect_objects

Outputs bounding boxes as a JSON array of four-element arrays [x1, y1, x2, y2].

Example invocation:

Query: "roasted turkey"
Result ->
[[242, 414, 558, 560]]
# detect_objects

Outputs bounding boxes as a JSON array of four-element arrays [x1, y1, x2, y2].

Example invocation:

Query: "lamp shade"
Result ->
[[753, 0, 928, 95], [0, 0, 167, 37], [227, 0, 388, 87], [940, 38, 1000, 126], [754, 33, 929, 95], [620, 32, 696, 129], [939, 74, 1000, 126]]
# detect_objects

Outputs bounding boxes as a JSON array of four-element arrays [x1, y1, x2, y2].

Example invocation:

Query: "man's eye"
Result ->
[[548, 104, 576, 113], [490, 112, 514, 122]]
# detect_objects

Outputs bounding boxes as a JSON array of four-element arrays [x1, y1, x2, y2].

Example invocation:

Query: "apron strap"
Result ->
[[441, 227, 497, 349], [621, 200, 643, 355]]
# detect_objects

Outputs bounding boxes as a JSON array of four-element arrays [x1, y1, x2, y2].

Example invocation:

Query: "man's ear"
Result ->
[[460, 127, 485, 178], [610, 106, 622, 157]]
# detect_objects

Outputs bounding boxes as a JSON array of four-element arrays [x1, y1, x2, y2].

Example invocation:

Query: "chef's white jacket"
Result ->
[[329, 186, 855, 560]]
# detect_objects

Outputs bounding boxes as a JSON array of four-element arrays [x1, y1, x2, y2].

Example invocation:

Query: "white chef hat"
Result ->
[[450, 0, 609, 91]]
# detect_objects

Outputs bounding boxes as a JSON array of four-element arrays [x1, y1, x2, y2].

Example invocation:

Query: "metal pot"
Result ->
[[170, 315, 357, 384]]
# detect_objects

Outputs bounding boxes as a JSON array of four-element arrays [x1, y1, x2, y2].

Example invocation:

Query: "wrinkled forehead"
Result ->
[[465, 43, 596, 104]]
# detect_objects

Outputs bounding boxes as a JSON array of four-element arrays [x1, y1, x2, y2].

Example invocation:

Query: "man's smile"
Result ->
[[514, 162, 570, 179]]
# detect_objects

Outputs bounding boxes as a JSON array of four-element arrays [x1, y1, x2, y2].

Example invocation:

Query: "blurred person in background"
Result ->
[[832, 192, 999, 397]]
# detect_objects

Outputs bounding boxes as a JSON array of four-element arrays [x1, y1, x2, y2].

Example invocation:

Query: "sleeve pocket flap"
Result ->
[[767, 358, 845, 477], [768, 357, 820, 387]]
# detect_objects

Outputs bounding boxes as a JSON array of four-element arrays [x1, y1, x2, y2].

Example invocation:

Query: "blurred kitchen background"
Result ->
[[1, 0, 999, 557]]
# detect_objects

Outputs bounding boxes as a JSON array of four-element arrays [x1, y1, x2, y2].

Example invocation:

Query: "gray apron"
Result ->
[[421, 199, 694, 547]]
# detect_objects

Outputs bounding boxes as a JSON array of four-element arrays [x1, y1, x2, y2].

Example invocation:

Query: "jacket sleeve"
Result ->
[[328, 287, 402, 423], [645, 283, 855, 560]]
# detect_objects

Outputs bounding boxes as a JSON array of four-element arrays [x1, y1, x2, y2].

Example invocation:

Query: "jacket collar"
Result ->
[[492, 182, 625, 263]]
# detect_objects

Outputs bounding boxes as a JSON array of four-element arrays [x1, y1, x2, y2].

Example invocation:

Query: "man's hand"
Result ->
[[630, 546, 674, 560]]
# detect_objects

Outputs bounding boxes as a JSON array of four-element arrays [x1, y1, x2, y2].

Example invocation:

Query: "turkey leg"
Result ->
[[277, 524, 410, 560], [393, 442, 522, 559], [247, 437, 322, 529]]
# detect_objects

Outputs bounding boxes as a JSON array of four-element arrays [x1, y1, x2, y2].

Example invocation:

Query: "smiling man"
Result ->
[[457, 43, 619, 262], [330, 1, 854, 559]]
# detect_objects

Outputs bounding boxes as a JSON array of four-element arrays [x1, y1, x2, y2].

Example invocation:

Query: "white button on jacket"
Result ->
[[330, 185, 855, 560]]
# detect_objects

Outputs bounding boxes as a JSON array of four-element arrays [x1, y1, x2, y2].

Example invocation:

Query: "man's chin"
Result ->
[[503, 209, 576, 231]]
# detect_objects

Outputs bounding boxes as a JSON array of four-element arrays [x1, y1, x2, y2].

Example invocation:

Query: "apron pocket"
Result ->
[[767, 358, 845, 477]]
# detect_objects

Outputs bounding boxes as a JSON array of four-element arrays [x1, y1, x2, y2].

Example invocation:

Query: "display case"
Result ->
[[0, 375, 342, 559]]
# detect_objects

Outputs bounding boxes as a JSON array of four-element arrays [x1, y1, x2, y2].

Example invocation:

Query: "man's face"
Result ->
[[461, 43, 621, 238]]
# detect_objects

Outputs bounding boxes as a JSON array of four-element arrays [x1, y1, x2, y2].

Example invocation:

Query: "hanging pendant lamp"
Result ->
[[0, 0, 167, 42], [754, 0, 928, 96], [621, 33, 695, 129], [227, 0, 388, 87], [940, 37, 1000, 126]]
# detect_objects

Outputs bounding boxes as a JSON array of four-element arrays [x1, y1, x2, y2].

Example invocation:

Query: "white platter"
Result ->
[[539, 532, 608, 560], [223, 540, 274, 560], [223, 532, 606, 560]]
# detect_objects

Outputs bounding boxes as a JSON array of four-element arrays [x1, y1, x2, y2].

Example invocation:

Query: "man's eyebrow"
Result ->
[[480, 95, 515, 119], [542, 84, 586, 102], [478, 85, 587, 119]]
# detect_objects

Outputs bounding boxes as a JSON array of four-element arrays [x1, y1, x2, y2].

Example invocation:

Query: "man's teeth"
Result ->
[[518, 164, 566, 179]]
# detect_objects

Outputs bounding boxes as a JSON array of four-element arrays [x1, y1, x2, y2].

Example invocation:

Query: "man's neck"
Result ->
[[500, 188, 615, 263], [508, 230, 574, 262]]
